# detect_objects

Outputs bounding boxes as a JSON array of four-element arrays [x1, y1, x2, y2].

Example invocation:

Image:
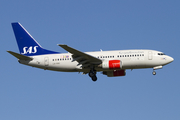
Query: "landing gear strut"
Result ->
[[89, 69, 97, 81]]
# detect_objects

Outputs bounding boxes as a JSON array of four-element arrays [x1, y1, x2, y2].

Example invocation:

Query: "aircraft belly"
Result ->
[[50, 61, 77, 70], [122, 58, 146, 69]]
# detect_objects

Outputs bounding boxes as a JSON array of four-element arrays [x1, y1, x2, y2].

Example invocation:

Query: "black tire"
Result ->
[[153, 71, 156, 75], [89, 72, 94, 77], [92, 76, 97, 81]]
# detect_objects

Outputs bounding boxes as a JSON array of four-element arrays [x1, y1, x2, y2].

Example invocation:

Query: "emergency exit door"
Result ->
[[148, 51, 153, 60], [44, 57, 49, 66]]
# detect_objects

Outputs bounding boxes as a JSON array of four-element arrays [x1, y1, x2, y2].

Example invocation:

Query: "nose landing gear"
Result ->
[[152, 71, 156, 75], [152, 66, 163, 75]]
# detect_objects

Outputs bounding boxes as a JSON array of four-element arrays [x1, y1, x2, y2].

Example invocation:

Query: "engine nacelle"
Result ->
[[103, 70, 126, 77], [102, 60, 122, 69]]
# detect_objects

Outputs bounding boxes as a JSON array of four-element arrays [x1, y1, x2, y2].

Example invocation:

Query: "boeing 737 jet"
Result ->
[[7, 22, 174, 81]]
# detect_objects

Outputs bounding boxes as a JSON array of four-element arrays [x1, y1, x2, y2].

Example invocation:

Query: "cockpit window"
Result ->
[[158, 53, 165, 55]]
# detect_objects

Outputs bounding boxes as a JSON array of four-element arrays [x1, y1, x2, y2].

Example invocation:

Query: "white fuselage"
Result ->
[[19, 49, 174, 73], [9, 22, 174, 80]]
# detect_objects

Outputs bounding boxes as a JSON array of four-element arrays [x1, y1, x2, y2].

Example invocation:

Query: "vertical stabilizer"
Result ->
[[11, 22, 59, 56]]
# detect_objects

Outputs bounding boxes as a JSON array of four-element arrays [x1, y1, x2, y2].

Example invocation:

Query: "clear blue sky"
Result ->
[[1, 0, 179, 120]]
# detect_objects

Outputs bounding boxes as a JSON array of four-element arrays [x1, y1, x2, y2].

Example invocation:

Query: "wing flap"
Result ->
[[7, 51, 33, 60]]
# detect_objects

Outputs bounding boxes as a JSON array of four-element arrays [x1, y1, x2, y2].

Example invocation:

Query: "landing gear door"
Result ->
[[148, 51, 153, 60], [44, 57, 49, 66]]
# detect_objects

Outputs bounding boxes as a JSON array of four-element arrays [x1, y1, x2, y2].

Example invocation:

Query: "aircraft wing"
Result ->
[[58, 44, 102, 67]]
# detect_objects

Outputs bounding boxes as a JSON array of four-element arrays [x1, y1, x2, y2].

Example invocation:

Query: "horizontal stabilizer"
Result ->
[[7, 51, 33, 60]]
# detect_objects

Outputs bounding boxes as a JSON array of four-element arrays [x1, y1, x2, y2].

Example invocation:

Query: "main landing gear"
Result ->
[[89, 69, 97, 81]]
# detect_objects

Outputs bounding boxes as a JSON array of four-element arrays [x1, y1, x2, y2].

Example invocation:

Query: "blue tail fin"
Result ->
[[11, 22, 59, 56]]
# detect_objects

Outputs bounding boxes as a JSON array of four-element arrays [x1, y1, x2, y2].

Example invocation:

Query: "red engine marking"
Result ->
[[109, 60, 120, 69]]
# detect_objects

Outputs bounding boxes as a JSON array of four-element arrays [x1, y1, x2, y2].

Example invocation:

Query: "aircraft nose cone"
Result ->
[[170, 57, 174, 62], [168, 56, 174, 63]]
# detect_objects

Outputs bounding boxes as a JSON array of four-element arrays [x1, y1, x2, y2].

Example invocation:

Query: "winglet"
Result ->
[[7, 51, 33, 60]]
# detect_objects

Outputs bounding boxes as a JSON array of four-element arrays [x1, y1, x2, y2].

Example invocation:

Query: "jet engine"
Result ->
[[101, 60, 122, 69], [103, 70, 126, 77]]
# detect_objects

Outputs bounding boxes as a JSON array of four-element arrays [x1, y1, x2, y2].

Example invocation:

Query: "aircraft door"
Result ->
[[44, 57, 49, 66], [148, 51, 153, 60]]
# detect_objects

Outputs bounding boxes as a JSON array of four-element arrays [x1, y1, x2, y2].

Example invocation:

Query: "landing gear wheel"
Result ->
[[152, 71, 156, 75], [89, 72, 94, 77], [88, 69, 97, 81], [92, 75, 97, 81]]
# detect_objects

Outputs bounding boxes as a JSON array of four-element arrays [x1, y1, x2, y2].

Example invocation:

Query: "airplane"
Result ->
[[7, 22, 174, 81]]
